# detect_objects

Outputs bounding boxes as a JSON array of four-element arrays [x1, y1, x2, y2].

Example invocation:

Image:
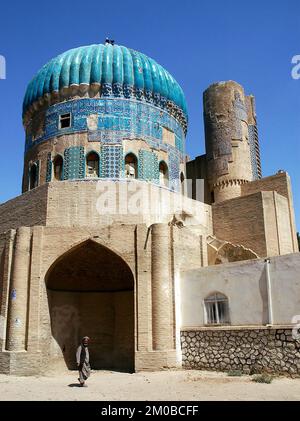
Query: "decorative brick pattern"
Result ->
[[248, 125, 260, 180], [234, 97, 248, 122]]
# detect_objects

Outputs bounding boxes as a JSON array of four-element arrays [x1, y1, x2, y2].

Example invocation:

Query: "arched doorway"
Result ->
[[45, 240, 135, 372]]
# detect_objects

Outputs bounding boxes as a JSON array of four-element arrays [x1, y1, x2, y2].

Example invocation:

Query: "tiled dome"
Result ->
[[23, 43, 188, 129]]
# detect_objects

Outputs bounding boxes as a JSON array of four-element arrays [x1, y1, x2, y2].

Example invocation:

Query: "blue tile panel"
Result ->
[[25, 98, 186, 159], [100, 145, 123, 178], [138, 150, 159, 183], [63, 146, 85, 180], [46, 152, 52, 182], [168, 148, 181, 190]]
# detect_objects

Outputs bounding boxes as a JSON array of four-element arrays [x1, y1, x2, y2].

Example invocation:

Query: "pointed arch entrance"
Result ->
[[45, 240, 135, 372]]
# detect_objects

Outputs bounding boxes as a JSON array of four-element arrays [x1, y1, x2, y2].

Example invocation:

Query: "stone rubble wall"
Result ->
[[181, 327, 300, 376]]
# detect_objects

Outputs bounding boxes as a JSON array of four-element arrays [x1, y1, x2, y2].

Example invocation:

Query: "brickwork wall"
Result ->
[[0, 181, 212, 233], [212, 191, 267, 256], [203, 81, 253, 203], [212, 190, 294, 257], [0, 219, 209, 375], [242, 172, 298, 252], [0, 184, 48, 233]]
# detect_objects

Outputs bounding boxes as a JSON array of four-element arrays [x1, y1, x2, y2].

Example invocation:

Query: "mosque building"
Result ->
[[0, 40, 299, 375]]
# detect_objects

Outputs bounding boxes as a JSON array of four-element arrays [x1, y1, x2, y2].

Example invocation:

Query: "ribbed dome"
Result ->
[[23, 43, 188, 119]]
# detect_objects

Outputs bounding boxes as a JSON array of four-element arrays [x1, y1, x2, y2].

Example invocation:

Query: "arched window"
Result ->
[[180, 172, 185, 195], [53, 155, 63, 181], [86, 152, 100, 178], [204, 292, 229, 325], [29, 163, 38, 190], [159, 161, 169, 187], [125, 153, 138, 179]]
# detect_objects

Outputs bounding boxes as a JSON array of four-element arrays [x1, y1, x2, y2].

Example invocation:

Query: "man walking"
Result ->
[[76, 336, 91, 387]]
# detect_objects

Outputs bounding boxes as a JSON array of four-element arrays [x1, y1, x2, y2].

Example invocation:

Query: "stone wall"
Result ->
[[181, 327, 300, 376]]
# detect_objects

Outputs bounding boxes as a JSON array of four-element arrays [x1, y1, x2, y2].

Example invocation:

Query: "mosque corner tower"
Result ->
[[203, 80, 261, 204]]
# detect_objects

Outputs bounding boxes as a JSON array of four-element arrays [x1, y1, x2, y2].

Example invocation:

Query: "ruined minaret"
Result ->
[[203, 81, 261, 204]]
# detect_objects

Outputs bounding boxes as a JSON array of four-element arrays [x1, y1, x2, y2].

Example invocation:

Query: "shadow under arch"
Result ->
[[45, 239, 135, 372]]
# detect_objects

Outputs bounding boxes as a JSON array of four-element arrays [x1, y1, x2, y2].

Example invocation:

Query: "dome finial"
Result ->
[[105, 37, 115, 45]]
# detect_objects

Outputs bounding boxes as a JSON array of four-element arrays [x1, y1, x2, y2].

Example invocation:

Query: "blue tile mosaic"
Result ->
[[168, 148, 181, 191], [63, 146, 85, 180], [25, 98, 186, 161], [100, 145, 123, 178], [46, 152, 52, 182], [138, 150, 159, 183]]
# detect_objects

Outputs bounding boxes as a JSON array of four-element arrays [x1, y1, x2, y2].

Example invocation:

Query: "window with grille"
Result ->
[[204, 293, 229, 325]]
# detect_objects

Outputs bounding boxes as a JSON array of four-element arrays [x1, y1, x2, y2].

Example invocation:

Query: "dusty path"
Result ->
[[0, 370, 299, 401]]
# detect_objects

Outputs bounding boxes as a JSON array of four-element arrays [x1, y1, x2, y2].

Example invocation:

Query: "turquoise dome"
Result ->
[[23, 43, 188, 121]]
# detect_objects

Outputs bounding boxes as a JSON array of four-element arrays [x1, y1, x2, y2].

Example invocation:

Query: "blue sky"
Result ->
[[0, 0, 299, 230]]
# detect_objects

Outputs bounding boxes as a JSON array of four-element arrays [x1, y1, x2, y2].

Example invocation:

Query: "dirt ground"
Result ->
[[0, 369, 300, 401]]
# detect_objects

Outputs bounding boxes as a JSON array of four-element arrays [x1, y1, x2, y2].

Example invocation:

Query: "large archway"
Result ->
[[45, 240, 135, 372]]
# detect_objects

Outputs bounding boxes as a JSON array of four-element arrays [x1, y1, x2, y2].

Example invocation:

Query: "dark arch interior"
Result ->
[[159, 161, 168, 174], [86, 152, 99, 177], [125, 153, 138, 179], [46, 240, 134, 372], [29, 164, 38, 189], [53, 155, 63, 181]]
